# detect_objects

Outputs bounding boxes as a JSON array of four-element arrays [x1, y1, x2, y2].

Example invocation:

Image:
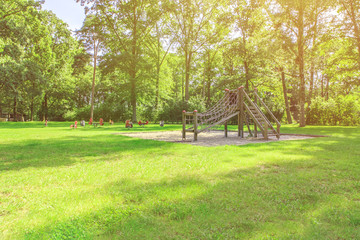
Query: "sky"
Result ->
[[42, 0, 86, 31]]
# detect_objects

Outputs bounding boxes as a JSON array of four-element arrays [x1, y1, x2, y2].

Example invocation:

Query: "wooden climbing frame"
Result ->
[[182, 87, 281, 141]]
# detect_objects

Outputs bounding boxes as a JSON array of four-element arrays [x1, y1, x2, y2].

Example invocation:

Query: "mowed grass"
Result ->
[[0, 122, 359, 239]]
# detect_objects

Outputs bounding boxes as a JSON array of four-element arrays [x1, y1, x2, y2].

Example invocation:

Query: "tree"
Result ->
[[167, 0, 229, 101], [145, 22, 174, 109], [231, 0, 273, 91], [0, 0, 42, 20], [77, 0, 162, 121], [271, 0, 330, 127], [0, 0, 46, 121], [339, 0, 360, 66], [77, 15, 104, 120]]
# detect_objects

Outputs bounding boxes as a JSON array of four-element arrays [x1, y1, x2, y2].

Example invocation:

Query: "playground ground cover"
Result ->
[[117, 130, 320, 147], [0, 122, 359, 239]]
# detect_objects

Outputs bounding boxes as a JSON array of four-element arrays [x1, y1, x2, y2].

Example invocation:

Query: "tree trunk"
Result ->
[[348, 1, 360, 66], [13, 96, 17, 122], [182, 69, 184, 102], [90, 41, 98, 121], [281, 70, 292, 124], [131, 4, 138, 122], [321, 74, 324, 97], [207, 75, 211, 107], [130, 68, 137, 122], [174, 70, 178, 100], [44, 93, 48, 121], [155, 67, 160, 109], [202, 67, 206, 98], [155, 25, 160, 109], [298, 4, 306, 127], [244, 60, 250, 91], [30, 99, 34, 121], [325, 76, 329, 101], [306, 65, 314, 122], [185, 51, 191, 101]]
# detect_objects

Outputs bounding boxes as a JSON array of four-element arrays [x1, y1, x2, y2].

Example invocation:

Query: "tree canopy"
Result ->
[[0, 0, 358, 126]]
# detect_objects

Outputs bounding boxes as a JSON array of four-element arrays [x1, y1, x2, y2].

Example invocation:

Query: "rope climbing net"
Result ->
[[196, 89, 239, 132]]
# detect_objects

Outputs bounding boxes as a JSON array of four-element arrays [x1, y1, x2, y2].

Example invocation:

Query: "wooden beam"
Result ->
[[224, 121, 228, 138], [199, 112, 239, 133]]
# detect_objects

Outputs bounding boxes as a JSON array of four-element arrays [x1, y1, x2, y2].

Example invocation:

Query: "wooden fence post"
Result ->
[[264, 122, 268, 140], [224, 121, 228, 138], [238, 86, 244, 138]]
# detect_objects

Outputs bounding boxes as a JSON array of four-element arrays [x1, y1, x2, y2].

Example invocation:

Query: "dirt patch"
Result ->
[[113, 130, 323, 147]]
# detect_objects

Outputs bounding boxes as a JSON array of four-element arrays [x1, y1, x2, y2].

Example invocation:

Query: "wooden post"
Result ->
[[182, 110, 186, 140], [276, 123, 280, 139], [224, 121, 228, 138], [238, 86, 244, 138], [193, 110, 198, 141], [245, 115, 252, 136], [254, 88, 258, 138], [264, 122, 268, 140]]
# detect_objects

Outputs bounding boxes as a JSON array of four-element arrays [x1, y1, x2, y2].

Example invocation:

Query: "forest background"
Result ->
[[0, 0, 359, 127]]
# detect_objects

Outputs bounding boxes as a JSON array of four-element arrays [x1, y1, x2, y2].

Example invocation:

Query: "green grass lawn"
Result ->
[[0, 122, 359, 239]]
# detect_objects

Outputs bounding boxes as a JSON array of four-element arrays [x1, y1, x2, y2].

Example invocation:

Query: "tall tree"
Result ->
[[272, 0, 329, 127], [167, 0, 229, 101], [77, 0, 162, 121], [145, 21, 174, 109], [77, 15, 104, 120], [232, 0, 271, 91], [338, 0, 360, 66]]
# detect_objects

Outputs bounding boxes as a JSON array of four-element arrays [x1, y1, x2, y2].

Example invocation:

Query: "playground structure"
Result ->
[[125, 120, 133, 129], [138, 120, 149, 127], [182, 87, 281, 141]]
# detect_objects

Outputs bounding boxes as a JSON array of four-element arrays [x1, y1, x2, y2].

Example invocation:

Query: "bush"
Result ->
[[156, 96, 207, 123], [307, 96, 360, 126], [158, 100, 187, 123], [63, 110, 77, 121]]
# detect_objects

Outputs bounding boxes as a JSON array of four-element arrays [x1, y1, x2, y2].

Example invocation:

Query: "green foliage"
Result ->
[[157, 100, 188, 123], [1, 0, 359, 127], [307, 95, 360, 126], [187, 95, 207, 113]]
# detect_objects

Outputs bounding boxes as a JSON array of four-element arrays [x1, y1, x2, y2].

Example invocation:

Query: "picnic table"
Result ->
[[93, 122, 100, 127]]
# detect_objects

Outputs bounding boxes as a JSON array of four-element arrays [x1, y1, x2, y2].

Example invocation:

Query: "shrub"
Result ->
[[307, 96, 360, 126]]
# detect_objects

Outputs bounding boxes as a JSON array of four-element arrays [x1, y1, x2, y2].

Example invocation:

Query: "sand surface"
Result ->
[[114, 130, 321, 147]]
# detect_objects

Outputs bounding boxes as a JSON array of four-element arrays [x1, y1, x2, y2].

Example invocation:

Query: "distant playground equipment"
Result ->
[[92, 118, 104, 127], [182, 87, 281, 141], [125, 120, 133, 129], [86, 118, 105, 127], [138, 120, 149, 127], [160, 120, 164, 127], [70, 121, 78, 129]]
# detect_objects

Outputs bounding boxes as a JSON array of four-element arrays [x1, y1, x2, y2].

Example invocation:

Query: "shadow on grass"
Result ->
[[0, 121, 73, 129], [24, 156, 360, 239], [0, 121, 182, 132], [0, 134, 181, 172], [3, 125, 360, 238]]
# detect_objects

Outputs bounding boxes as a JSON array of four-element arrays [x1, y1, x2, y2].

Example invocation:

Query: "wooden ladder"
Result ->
[[243, 90, 281, 139]]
